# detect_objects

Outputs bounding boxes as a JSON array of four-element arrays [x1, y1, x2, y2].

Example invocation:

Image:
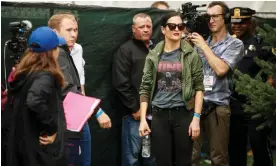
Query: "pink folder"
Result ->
[[63, 92, 101, 132]]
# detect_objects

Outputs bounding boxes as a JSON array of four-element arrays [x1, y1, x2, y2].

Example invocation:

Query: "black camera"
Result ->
[[180, 2, 209, 39], [7, 20, 32, 62]]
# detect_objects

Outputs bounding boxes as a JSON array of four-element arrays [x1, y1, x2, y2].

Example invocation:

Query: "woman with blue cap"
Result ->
[[2, 26, 67, 166]]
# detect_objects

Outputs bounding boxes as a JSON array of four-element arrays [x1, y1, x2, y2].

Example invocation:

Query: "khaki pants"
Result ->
[[192, 105, 230, 166]]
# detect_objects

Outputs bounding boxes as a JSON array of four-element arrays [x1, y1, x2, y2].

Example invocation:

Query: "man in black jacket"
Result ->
[[48, 13, 111, 165], [112, 13, 156, 166]]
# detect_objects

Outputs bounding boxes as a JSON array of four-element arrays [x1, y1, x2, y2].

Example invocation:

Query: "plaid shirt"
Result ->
[[197, 33, 244, 105]]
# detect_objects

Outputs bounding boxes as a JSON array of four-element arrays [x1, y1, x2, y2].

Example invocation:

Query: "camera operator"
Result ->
[[190, 2, 244, 166], [229, 7, 273, 166]]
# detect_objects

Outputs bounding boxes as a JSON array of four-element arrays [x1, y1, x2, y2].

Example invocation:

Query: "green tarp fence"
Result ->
[[1, 2, 276, 166], [1, 2, 167, 165]]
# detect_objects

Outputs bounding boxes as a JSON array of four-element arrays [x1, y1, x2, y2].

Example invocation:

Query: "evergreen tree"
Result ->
[[234, 24, 276, 130]]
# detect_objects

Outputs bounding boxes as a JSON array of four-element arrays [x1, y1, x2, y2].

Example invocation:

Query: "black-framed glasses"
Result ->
[[165, 23, 185, 31], [205, 14, 224, 21]]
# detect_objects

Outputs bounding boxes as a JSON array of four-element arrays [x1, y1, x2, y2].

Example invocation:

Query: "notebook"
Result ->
[[63, 92, 101, 132]]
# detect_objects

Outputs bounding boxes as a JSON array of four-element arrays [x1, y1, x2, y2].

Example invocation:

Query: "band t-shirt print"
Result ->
[[157, 61, 182, 92], [152, 49, 185, 108]]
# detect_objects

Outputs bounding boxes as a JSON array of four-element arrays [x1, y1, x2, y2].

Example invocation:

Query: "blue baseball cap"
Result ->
[[28, 26, 66, 52]]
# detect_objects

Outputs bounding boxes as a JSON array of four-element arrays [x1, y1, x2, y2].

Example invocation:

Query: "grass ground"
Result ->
[[199, 151, 276, 166]]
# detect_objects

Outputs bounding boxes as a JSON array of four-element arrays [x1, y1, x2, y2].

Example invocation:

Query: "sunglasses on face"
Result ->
[[165, 23, 185, 31]]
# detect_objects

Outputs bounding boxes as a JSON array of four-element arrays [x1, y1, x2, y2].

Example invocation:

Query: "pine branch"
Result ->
[[254, 57, 276, 80], [234, 23, 276, 130], [234, 69, 276, 129], [257, 24, 276, 49]]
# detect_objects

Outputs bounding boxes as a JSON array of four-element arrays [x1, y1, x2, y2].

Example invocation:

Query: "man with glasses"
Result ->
[[190, 2, 244, 166], [229, 7, 274, 166], [112, 13, 156, 166]]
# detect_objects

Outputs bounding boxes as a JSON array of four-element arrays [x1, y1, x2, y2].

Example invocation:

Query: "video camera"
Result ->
[[2, 20, 32, 89], [7, 20, 32, 62], [180, 2, 209, 39]]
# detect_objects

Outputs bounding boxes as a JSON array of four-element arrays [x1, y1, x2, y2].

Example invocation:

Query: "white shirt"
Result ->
[[71, 43, 85, 85]]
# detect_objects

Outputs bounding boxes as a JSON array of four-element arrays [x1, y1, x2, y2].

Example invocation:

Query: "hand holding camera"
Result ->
[[190, 32, 208, 50]]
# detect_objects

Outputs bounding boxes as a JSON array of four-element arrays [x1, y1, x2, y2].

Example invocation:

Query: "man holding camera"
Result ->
[[190, 2, 244, 166], [229, 7, 274, 166]]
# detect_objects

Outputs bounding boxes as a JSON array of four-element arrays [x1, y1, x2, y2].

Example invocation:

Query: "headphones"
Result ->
[[222, 4, 231, 24]]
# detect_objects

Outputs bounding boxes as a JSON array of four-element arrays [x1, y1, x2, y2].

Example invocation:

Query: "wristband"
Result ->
[[194, 112, 201, 118], [95, 108, 104, 118]]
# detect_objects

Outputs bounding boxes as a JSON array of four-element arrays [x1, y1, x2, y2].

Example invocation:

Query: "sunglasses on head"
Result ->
[[165, 23, 185, 31]]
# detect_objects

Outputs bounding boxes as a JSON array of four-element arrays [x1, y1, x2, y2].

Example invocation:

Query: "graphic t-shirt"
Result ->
[[152, 49, 185, 108]]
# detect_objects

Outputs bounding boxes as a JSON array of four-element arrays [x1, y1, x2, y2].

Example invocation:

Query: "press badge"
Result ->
[[204, 75, 214, 91]]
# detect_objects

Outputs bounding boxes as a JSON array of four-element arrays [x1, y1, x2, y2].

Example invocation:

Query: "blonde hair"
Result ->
[[48, 13, 76, 30]]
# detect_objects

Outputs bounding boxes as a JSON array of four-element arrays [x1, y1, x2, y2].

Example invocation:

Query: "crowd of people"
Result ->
[[1, 1, 275, 166]]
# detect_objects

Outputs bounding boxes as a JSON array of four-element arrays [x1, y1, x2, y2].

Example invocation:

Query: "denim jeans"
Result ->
[[122, 115, 156, 166], [80, 122, 91, 166], [65, 139, 81, 166]]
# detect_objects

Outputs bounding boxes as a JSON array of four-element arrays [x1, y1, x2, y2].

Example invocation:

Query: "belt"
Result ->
[[202, 101, 219, 125], [153, 106, 186, 112]]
